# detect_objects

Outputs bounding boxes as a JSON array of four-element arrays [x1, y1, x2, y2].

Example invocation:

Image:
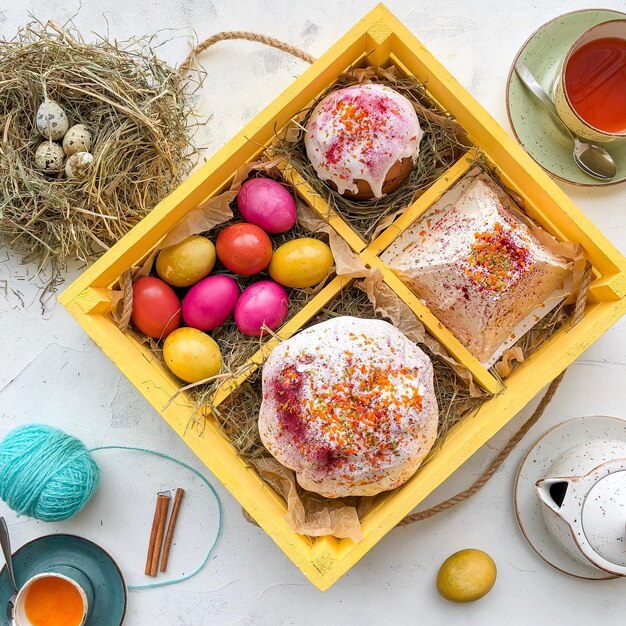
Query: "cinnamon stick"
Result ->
[[147, 494, 170, 577], [145, 494, 165, 575], [160, 488, 185, 573]]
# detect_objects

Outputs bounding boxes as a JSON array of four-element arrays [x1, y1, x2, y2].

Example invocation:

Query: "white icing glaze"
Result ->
[[387, 176, 571, 362], [304, 83, 423, 198], [258, 316, 438, 498]]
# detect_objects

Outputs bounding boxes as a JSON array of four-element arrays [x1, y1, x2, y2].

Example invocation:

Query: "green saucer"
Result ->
[[0, 534, 126, 626], [506, 8, 626, 186]]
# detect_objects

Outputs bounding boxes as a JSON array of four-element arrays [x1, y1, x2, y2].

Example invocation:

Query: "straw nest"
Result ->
[[0, 21, 195, 272]]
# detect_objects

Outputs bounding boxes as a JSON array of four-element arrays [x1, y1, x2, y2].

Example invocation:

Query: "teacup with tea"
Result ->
[[554, 19, 626, 142], [14, 568, 93, 626]]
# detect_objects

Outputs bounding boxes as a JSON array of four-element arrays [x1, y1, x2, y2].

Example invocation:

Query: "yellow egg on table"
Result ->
[[156, 235, 216, 287], [269, 238, 333, 288], [436, 549, 497, 603], [163, 327, 222, 383]]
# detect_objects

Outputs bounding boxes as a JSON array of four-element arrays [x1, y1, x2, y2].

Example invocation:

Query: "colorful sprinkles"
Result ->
[[305, 83, 423, 198], [464, 221, 534, 292], [259, 317, 438, 497]]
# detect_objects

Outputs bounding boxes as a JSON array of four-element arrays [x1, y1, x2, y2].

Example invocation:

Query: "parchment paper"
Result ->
[[251, 457, 365, 542]]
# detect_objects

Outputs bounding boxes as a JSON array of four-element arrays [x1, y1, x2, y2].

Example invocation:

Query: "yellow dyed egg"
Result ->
[[437, 549, 497, 603], [163, 327, 222, 383], [156, 235, 216, 287], [269, 238, 333, 288]]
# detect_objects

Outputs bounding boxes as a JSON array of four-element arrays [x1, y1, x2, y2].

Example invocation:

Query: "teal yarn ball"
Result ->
[[0, 424, 100, 522]]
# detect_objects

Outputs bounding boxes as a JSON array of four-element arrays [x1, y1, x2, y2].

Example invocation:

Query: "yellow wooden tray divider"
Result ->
[[60, 5, 626, 590]]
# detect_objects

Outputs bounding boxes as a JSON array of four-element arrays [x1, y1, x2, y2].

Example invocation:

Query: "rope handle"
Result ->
[[178, 31, 315, 76]]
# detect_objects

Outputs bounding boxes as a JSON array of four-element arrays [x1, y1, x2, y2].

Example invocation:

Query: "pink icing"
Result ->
[[304, 83, 423, 197]]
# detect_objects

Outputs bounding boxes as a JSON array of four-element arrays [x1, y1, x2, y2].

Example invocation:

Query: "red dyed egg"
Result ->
[[131, 276, 181, 339], [216, 223, 272, 275]]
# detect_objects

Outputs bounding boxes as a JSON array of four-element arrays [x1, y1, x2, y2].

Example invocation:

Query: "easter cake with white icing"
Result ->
[[304, 83, 423, 200], [259, 316, 438, 498]]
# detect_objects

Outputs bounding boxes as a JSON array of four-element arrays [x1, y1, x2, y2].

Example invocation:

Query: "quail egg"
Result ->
[[36, 100, 69, 140], [34, 141, 65, 173], [62, 124, 92, 156], [65, 151, 94, 179]]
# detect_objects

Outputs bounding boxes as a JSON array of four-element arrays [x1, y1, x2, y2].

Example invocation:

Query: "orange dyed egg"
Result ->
[[216, 223, 272, 275]]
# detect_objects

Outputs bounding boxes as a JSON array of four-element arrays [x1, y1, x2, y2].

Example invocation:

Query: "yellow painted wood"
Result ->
[[74, 288, 112, 315], [364, 18, 393, 67], [59, 4, 626, 591]]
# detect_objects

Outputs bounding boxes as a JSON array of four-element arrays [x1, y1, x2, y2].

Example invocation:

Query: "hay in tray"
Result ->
[[0, 20, 195, 272], [273, 65, 469, 240], [202, 283, 486, 461]]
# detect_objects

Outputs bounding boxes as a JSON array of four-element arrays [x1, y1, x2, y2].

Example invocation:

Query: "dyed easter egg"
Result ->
[[163, 327, 222, 383], [131, 276, 181, 339], [234, 281, 289, 337], [182, 275, 239, 331], [437, 549, 497, 603], [269, 238, 333, 288], [156, 235, 216, 287], [216, 223, 272, 275], [237, 178, 297, 233]]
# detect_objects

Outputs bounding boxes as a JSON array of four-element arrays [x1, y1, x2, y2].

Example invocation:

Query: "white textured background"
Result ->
[[1, 1, 625, 625]]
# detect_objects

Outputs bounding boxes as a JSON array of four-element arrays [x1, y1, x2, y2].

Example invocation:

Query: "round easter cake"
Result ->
[[258, 316, 438, 498], [304, 83, 423, 200]]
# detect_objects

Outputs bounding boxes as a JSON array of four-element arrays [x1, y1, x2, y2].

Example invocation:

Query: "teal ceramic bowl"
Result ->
[[0, 534, 126, 625], [506, 8, 626, 186]]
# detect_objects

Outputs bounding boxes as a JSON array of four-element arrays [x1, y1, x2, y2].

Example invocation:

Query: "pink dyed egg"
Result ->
[[237, 178, 297, 234], [234, 281, 289, 337], [182, 275, 239, 331]]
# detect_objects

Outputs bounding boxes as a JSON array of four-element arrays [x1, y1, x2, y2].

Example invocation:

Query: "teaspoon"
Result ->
[[514, 61, 617, 180]]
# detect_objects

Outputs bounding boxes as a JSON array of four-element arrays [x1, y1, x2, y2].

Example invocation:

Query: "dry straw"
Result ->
[[0, 20, 195, 274]]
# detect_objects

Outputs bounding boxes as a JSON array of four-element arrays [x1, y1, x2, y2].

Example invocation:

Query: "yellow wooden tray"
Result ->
[[59, 4, 626, 591]]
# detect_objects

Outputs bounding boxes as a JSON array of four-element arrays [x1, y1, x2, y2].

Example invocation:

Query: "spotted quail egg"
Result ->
[[62, 124, 92, 156], [65, 151, 94, 179], [36, 100, 69, 140], [34, 141, 65, 173]]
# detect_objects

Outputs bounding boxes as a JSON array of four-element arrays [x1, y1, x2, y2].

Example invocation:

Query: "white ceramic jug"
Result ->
[[536, 437, 626, 577]]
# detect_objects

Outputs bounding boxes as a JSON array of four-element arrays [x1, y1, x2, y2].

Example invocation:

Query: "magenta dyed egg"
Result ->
[[237, 178, 297, 234], [182, 275, 239, 331], [234, 281, 289, 337]]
